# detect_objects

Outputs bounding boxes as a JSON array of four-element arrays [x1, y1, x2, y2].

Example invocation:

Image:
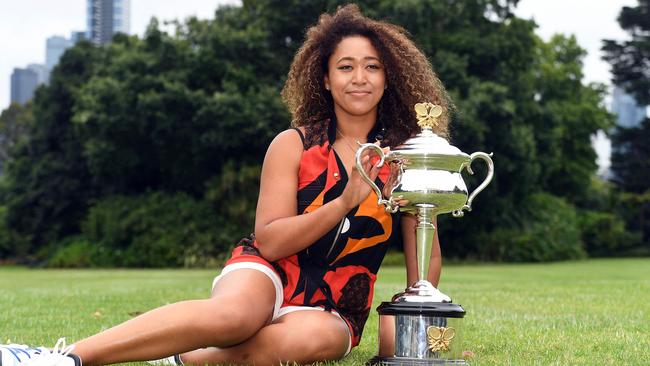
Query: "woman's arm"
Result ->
[[254, 129, 380, 262], [401, 214, 441, 287]]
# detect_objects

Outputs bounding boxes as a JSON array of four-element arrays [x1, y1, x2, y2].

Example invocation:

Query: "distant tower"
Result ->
[[611, 86, 647, 128], [87, 0, 131, 45], [27, 64, 50, 85], [70, 31, 88, 43], [10, 68, 39, 105], [46, 36, 73, 71]]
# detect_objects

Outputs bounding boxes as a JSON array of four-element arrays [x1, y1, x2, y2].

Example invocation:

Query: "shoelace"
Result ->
[[24, 338, 75, 366]]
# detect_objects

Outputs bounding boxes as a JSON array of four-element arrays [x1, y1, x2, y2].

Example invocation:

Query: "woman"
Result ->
[[0, 4, 451, 366]]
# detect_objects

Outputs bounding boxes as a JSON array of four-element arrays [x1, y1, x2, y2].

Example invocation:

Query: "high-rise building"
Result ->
[[46, 36, 73, 71], [10, 68, 39, 105], [611, 86, 647, 128], [87, 0, 131, 45], [45, 36, 72, 71], [70, 31, 87, 43], [27, 64, 49, 85]]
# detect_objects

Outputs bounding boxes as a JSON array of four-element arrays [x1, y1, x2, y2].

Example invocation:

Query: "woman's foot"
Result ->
[[0, 338, 81, 366]]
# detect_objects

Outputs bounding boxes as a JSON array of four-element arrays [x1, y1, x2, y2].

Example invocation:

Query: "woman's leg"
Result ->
[[378, 314, 395, 357], [180, 310, 350, 366], [72, 269, 276, 366]]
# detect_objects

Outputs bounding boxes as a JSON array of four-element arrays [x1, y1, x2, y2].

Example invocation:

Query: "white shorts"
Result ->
[[212, 262, 353, 356]]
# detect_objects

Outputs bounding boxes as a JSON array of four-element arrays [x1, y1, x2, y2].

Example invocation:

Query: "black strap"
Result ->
[[291, 127, 306, 150]]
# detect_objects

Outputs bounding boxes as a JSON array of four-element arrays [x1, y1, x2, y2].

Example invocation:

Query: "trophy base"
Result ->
[[368, 356, 468, 365], [375, 301, 466, 362]]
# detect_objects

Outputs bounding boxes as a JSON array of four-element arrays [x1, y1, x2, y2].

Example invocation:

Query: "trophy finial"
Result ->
[[414, 102, 443, 129]]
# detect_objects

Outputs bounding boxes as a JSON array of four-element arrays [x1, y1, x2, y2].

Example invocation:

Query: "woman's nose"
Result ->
[[352, 67, 366, 84]]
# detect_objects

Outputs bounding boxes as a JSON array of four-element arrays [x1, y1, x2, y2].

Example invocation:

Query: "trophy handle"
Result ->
[[355, 144, 398, 213], [452, 152, 494, 217]]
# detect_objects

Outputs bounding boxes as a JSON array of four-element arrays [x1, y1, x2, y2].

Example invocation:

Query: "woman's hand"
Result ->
[[338, 145, 390, 210]]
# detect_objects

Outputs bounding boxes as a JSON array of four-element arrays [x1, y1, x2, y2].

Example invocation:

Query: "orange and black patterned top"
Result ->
[[228, 127, 400, 348]]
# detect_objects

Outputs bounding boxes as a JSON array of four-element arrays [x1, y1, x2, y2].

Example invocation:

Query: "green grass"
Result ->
[[1, 259, 649, 365]]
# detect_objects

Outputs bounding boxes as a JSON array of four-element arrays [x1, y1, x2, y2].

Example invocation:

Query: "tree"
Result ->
[[603, 0, 650, 248], [602, 0, 650, 105], [0, 42, 99, 252], [0, 0, 622, 264], [0, 102, 33, 174], [609, 119, 650, 244]]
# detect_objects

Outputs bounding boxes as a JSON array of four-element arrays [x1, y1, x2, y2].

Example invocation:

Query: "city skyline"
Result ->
[[1, 0, 239, 110], [0, 0, 643, 110]]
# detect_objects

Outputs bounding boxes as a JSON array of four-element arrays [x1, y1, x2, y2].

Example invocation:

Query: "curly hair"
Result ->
[[281, 4, 452, 148]]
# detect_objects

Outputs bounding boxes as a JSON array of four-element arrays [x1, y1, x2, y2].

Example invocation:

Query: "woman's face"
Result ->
[[324, 36, 386, 121]]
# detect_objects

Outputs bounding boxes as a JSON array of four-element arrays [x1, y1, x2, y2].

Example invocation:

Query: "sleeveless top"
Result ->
[[227, 128, 401, 348]]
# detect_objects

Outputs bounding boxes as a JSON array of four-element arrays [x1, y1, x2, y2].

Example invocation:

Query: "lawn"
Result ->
[[1, 258, 648, 365]]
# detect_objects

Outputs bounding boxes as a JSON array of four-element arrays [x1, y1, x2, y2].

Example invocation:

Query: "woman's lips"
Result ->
[[348, 91, 371, 96]]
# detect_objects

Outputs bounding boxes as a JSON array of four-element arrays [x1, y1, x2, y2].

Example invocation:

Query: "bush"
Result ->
[[579, 210, 640, 257], [0, 205, 11, 258], [47, 236, 95, 268], [52, 192, 238, 267], [0, 205, 33, 263], [479, 193, 587, 262]]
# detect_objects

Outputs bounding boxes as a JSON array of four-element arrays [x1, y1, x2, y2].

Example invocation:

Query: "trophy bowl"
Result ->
[[360, 103, 494, 365]]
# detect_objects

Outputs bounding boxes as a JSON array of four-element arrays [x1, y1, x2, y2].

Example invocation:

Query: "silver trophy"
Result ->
[[360, 103, 494, 365]]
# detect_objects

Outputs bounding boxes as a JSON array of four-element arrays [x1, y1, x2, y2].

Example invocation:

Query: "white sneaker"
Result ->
[[0, 339, 81, 366], [146, 354, 183, 366]]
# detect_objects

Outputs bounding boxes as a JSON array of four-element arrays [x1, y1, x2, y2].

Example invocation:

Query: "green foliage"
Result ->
[[0, 205, 12, 257], [0, 42, 99, 251], [76, 192, 233, 267], [46, 236, 95, 268], [578, 210, 640, 257], [0, 0, 631, 264], [611, 118, 650, 246], [477, 193, 586, 262], [0, 102, 33, 173], [532, 36, 615, 204], [602, 0, 650, 105], [610, 119, 650, 194], [603, 0, 650, 247], [204, 161, 261, 231]]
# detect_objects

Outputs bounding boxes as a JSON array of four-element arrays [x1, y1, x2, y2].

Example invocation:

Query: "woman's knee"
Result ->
[[196, 297, 272, 346], [276, 319, 349, 363]]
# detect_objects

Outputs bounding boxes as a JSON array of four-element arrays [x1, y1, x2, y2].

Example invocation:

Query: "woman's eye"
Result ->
[[338, 65, 353, 71], [367, 64, 381, 70]]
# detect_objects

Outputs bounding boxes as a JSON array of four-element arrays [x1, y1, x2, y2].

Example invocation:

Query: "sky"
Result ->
[[0, 0, 641, 170]]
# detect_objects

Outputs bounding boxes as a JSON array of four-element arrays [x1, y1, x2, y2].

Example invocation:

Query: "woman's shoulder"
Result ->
[[264, 128, 306, 164], [269, 128, 305, 149]]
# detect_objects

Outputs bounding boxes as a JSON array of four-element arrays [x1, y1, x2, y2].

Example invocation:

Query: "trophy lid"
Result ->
[[392, 103, 470, 171], [397, 128, 467, 157]]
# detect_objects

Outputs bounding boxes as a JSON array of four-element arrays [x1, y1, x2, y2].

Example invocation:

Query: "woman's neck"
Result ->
[[334, 111, 376, 142]]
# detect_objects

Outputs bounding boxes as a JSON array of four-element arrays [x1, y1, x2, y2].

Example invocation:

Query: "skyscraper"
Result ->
[[87, 0, 131, 45], [70, 31, 88, 43], [27, 64, 49, 85], [10, 68, 39, 105], [46, 36, 72, 71]]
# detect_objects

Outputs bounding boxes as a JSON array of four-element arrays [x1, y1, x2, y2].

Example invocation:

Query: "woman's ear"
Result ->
[[324, 75, 330, 91]]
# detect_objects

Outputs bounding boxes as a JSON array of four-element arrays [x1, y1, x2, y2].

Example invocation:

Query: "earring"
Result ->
[[325, 85, 330, 91]]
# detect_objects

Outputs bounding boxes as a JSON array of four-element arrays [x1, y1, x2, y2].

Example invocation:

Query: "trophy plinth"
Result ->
[[359, 103, 494, 366], [372, 301, 466, 365]]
